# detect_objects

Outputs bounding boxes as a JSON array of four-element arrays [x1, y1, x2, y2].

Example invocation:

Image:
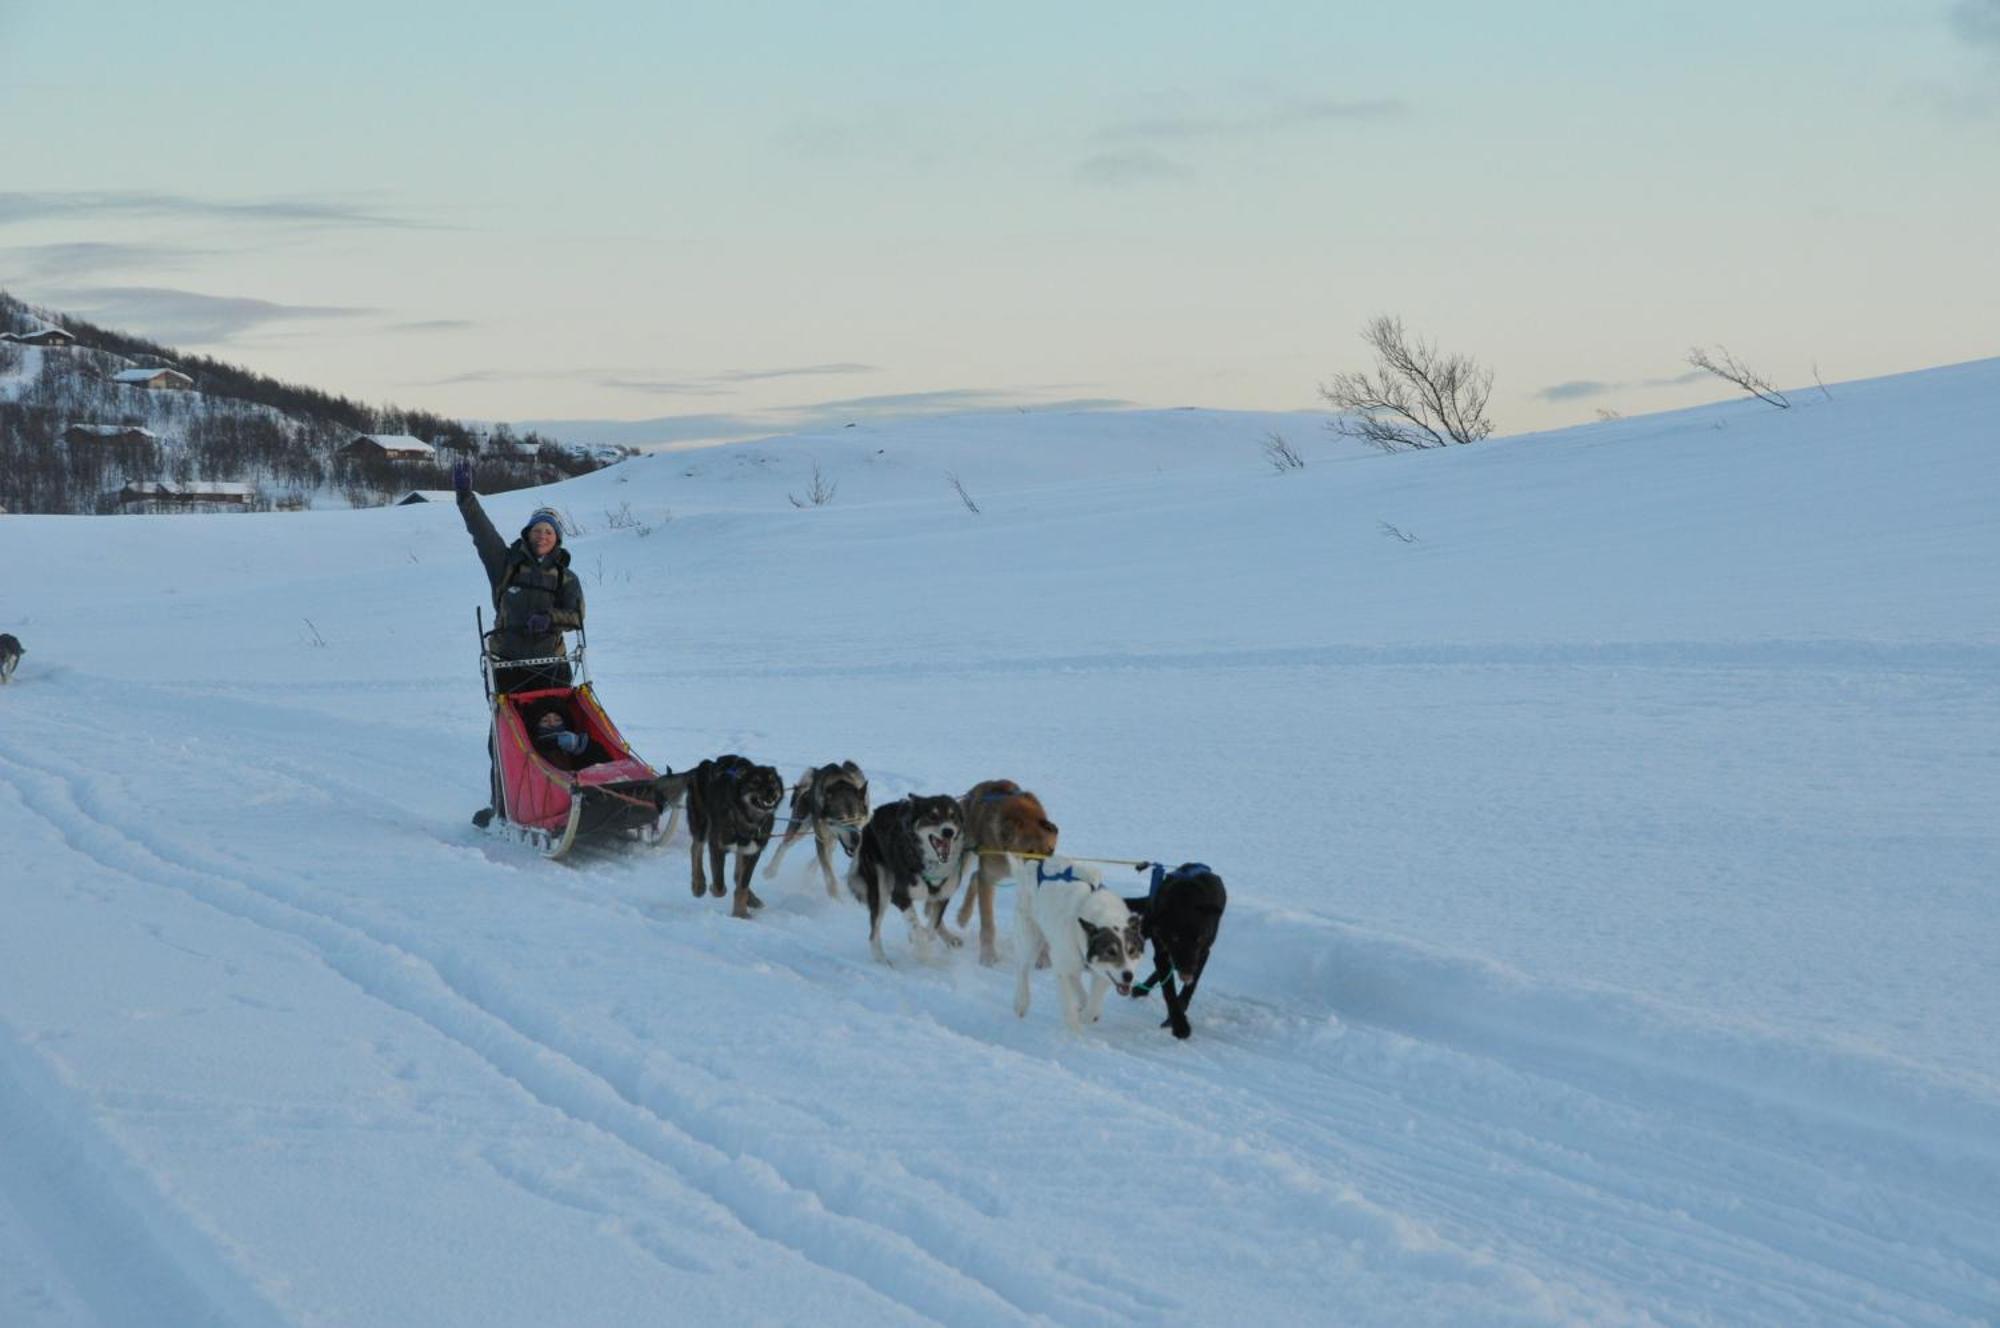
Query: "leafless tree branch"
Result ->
[[1321, 315, 1493, 452], [1687, 345, 1790, 409]]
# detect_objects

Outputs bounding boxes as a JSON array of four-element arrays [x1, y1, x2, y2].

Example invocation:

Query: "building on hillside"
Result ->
[[393, 489, 468, 506], [483, 438, 541, 459], [112, 367, 195, 390], [65, 424, 160, 447], [339, 433, 436, 463], [106, 480, 257, 515], [1, 326, 78, 348]]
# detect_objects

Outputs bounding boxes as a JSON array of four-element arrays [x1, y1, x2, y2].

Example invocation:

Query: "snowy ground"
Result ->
[[1, 368, 1996, 1326]]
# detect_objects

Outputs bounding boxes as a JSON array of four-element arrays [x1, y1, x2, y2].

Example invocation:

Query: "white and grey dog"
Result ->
[[0, 633, 21, 685], [1012, 855, 1146, 1032]]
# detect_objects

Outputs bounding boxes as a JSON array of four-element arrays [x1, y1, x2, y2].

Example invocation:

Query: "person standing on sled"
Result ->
[[453, 460, 583, 692], [453, 459, 584, 825]]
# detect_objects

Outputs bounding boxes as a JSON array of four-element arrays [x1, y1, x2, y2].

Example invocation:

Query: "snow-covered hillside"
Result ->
[[1, 361, 1996, 1326]]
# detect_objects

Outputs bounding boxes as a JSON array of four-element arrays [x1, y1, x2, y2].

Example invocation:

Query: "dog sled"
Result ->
[[478, 614, 670, 859]]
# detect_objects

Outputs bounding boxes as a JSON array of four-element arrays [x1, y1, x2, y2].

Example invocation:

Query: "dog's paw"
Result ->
[[1169, 1017, 1192, 1040], [939, 929, 964, 948], [745, 890, 766, 910], [709, 883, 725, 898]]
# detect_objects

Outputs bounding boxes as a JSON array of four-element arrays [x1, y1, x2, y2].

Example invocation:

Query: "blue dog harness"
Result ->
[[1131, 862, 1213, 996]]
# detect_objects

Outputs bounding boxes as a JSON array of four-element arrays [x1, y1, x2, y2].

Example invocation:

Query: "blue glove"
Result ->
[[526, 612, 552, 634], [451, 459, 473, 498]]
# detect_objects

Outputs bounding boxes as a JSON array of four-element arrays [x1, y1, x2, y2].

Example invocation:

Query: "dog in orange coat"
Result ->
[[952, 779, 1059, 964]]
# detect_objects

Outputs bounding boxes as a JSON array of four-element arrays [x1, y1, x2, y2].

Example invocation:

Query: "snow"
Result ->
[[0, 344, 43, 401], [1, 360, 1996, 1326]]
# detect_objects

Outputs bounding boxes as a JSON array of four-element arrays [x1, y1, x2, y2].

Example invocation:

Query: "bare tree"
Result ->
[[946, 472, 981, 514], [1686, 345, 1789, 409], [787, 460, 838, 508], [1321, 315, 1494, 452], [1261, 431, 1305, 472]]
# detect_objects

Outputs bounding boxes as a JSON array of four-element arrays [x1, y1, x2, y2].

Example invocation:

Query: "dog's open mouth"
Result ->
[[1113, 977, 1134, 997], [927, 833, 953, 860]]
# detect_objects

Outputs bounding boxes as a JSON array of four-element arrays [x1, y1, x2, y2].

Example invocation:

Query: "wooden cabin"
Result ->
[[340, 433, 436, 463], [108, 481, 256, 514], [65, 424, 160, 447], [112, 367, 195, 391], [1, 326, 78, 348]]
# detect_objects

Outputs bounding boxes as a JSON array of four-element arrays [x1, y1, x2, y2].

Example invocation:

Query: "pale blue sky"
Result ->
[[3, 1, 1995, 438]]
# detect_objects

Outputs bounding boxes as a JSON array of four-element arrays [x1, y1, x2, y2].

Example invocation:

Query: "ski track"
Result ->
[[0, 1017, 292, 1328], [5, 677, 1998, 1327], [0, 738, 1037, 1328]]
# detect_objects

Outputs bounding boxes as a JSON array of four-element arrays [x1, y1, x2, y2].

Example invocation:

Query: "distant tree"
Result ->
[[1686, 345, 1789, 409], [788, 460, 838, 507], [1321, 315, 1494, 452], [1261, 431, 1306, 472]]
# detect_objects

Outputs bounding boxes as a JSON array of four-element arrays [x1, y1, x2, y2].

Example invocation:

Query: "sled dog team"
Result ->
[[654, 757, 1226, 1039]]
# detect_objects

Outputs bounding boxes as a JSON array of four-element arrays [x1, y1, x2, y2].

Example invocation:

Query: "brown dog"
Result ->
[[953, 780, 1059, 965]]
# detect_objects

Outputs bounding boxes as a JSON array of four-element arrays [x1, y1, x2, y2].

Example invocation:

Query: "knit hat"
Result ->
[[522, 508, 563, 542]]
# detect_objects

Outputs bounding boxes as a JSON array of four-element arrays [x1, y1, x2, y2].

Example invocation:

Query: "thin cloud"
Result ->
[[0, 240, 213, 282], [1537, 380, 1614, 403], [56, 286, 374, 345], [1535, 370, 1707, 403], [1075, 149, 1191, 187], [595, 375, 735, 397], [0, 190, 433, 230], [711, 362, 878, 384], [386, 318, 476, 334], [415, 362, 879, 395], [1104, 96, 1408, 142]]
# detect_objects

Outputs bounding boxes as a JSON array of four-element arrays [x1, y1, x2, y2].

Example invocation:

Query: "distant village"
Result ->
[[0, 309, 617, 516]]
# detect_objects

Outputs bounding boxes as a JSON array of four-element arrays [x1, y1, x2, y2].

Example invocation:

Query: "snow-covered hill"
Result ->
[[0, 292, 611, 516], [1, 361, 1996, 1326]]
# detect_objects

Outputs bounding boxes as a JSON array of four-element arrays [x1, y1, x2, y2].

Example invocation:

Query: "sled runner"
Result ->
[[478, 615, 669, 859]]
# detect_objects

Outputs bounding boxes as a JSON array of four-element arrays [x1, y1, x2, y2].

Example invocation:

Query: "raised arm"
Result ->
[[453, 462, 509, 588]]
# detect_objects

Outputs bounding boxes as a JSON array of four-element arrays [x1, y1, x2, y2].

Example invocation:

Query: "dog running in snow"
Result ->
[[761, 761, 869, 897], [847, 794, 966, 963], [1013, 856, 1146, 1033], [1124, 863, 1227, 1039], [952, 779, 1059, 965], [683, 755, 786, 919], [0, 633, 20, 685]]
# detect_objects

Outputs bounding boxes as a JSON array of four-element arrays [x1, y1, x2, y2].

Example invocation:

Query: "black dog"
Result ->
[[1125, 863, 1227, 1039], [847, 794, 965, 963], [0, 632, 21, 685], [684, 755, 785, 919]]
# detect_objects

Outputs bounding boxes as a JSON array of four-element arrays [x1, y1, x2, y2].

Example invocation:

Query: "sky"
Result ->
[[2, 0, 1997, 442]]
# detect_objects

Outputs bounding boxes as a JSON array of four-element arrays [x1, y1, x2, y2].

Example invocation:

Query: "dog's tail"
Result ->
[[651, 773, 689, 842]]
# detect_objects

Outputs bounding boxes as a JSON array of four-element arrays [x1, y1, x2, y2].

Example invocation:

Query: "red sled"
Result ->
[[479, 617, 670, 858]]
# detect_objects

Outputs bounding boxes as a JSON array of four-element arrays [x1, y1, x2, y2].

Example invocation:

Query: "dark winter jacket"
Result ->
[[457, 493, 584, 662]]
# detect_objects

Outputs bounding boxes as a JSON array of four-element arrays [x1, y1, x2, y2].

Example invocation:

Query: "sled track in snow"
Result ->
[[0, 736, 1141, 1327], [0, 1015, 291, 1328], [5, 686, 1999, 1326], [553, 869, 2000, 1328]]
